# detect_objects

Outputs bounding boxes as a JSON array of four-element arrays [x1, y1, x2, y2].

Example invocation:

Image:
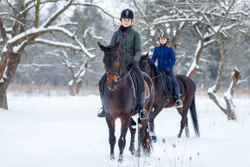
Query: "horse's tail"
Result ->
[[189, 96, 200, 137], [142, 126, 153, 155]]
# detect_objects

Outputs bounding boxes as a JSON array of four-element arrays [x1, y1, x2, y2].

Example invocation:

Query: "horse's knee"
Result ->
[[118, 137, 126, 149], [109, 136, 116, 146]]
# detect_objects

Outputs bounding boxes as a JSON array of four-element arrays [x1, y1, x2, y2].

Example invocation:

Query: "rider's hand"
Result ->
[[165, 68, 170, 73], [127, 59, 137, 70]]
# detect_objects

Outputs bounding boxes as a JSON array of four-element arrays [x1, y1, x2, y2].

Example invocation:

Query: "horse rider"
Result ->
[[97, 9, 148, 119], [151, 31, 183, 108]]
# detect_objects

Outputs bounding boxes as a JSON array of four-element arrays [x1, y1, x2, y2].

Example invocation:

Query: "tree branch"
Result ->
[[33, 38, 81, 51], [34, 0, 40, 28], [72, 3, 119, 20], [42, 0, 74, 28]]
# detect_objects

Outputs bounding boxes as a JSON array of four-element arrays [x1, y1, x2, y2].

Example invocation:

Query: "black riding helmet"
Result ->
[[120, 9, 134, 19]]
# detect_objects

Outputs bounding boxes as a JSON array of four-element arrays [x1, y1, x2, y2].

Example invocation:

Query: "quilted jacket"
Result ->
[[110, 26, 141, 65]]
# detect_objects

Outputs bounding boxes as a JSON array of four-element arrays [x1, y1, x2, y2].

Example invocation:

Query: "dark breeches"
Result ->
[[168, 71, 178, 87], [99, 73, 107, 92]]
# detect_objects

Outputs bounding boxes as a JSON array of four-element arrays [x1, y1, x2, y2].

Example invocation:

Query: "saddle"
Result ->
[[161, 73, 184, 98], [128, 70, 150, 99]]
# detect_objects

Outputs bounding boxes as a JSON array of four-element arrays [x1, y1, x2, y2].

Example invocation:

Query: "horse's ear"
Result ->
[[142, 51, 149, 59], [97, 42, 105, 52], [114, 40, 121, 51]]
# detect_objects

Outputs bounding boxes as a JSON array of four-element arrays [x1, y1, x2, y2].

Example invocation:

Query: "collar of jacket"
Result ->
[[160, 44, 167, 47], [118, 26, 132, 37], [124, 26, 132, 32]]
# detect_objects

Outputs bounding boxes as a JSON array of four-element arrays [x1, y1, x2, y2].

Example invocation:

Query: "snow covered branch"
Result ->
[[33, 38, 81, 51], [208, 68, 240, 120]]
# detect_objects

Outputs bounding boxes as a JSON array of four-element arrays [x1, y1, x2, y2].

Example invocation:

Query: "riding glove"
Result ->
[[127, 59, 137, 70], [165, 68, 170, 74]]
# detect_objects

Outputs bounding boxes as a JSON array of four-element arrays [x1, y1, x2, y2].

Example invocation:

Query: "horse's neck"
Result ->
[[117, 68, 129, 85], [151, 66, 161, 85]]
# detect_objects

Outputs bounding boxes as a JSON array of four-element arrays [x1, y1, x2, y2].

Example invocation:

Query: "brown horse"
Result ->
[[138, 53, 200, 141], [97, 42, 155, 162]]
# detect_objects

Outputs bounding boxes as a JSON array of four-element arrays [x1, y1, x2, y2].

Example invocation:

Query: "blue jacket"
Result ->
[[151, 44, 176, 71]]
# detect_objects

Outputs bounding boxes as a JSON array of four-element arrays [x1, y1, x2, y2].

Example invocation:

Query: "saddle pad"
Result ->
[[164, 75, 184, 98], [144, 80, 150, 99], [129, 74, 150, 99]]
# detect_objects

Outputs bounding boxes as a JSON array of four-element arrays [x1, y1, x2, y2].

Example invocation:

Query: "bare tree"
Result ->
[[48, 50, 88, 95], [0, 0, 96, 109]]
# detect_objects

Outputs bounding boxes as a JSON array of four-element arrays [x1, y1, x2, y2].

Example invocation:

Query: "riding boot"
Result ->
[[97, 91, 105, 117], [174, 85, 183, 108], [138, 91, 148, 120]]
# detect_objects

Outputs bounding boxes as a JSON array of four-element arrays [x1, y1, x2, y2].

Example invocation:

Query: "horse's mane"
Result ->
[[147, 58, 160, 76]]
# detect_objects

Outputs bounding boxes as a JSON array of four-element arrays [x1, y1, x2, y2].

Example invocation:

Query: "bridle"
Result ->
[[104, 51, 129, 82]]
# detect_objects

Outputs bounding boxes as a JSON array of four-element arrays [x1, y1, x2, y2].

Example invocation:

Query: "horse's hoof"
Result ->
[[129, 147, 135, 155], [110, 154, 115, 161], [151, 135, 157, 143], [118, 155, 123, 163], [135, 153, 141, 157], [135, 150, 141, 157]]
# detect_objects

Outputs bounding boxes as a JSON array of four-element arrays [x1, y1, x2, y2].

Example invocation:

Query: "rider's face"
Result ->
[[160, 37, 167, 44], [121, 18, 132, 27]]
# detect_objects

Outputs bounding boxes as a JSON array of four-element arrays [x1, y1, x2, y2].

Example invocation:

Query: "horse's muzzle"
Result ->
[[107, 81, 117, 91], [107, 73, 119, 91]]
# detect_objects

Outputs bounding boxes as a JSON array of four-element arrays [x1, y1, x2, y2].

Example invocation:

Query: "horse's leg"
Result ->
[[149, 105, 162, 142], [118, 116, 130, 163], [129, 118, 136, 155], [136, 118, 142, 157], [177, 108, 188, 138], [185, 117, 190, 137], [149, 121, 156, 142], [106, 116, 116, 160]]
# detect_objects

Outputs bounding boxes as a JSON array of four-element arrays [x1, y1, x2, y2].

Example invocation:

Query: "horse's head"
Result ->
[[138, 52, 151, 75], [98, 41, 124, 91]]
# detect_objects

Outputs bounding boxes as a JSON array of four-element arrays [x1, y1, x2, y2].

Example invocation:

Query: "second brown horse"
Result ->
[[138, 53, 200, 141]]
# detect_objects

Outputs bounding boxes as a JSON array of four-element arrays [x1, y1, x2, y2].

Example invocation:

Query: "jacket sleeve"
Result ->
[[151, 48, 157, 63], [110, 32, 117, 46], [168, 47, 176, 70], [133, 31, 142, 62]]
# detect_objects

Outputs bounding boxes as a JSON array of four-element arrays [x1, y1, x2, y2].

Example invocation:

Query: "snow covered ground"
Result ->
[[0, 92, 250, 167]]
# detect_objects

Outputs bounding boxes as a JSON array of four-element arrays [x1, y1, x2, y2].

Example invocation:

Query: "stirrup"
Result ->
[[139, 109, 148, 120], [97, 108, 105, 118], [175, 99, 183, 108]]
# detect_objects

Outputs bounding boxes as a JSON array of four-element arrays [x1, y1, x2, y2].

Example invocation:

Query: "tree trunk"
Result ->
[[0, 52, 21, 109], [0, 84, 8, 109], [208, 68, 239, 120], [207, 33, 238, 120], [224, 68, 240, 120], [76, 80, 82, 94]]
